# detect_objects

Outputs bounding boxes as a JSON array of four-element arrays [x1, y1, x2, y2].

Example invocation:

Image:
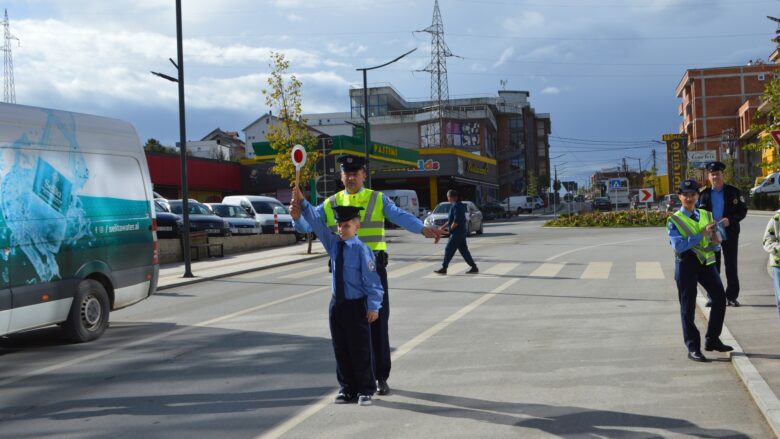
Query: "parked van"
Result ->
[[221, 195, 295, 234], [0, 103, 158, 342], [501, 195, 535, 214], [381, 189, 420, 217], [751, 172, 780, 196]]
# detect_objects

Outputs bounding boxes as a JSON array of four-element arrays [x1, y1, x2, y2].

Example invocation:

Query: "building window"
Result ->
[[445, 121, 481, 149], [538, 140, 546, 157], [351, 93, 389, 118], [509, 116, 524, 152], [420, 122, 440, 148]]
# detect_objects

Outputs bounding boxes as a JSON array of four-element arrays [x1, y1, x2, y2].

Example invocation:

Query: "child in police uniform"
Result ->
[[291, 186, 384, 406]]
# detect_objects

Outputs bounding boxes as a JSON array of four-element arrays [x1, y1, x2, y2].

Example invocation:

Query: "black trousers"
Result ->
[[714, 233, 740, 301], [674, 256, 727, 352], [331, 298, 375, 396], [442, 232, 475, 269], [371, 255, 391, 382]]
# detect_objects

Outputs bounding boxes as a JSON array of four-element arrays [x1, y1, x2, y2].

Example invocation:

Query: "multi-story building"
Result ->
[[676, 60, 780, 178]]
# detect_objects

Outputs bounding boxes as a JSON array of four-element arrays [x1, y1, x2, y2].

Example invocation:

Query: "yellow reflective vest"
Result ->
[[667, 209, 717, 265], [323, 189, 386, 251]]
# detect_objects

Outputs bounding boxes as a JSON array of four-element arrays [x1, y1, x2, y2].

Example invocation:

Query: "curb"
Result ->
[[157, 253, 328, 291], [696, 288, 780, 438]]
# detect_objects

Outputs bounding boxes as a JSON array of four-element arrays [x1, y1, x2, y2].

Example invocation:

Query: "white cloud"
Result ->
[[541, 87, 561, 95], [287, 14, 304, 22], [327, 42, 367, 57], [493, 46, 514, 68], [502, 11, 545, 33]]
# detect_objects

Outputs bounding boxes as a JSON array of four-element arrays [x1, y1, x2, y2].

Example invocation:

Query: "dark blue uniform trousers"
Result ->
[[675, 255, 727, 352], [442, 230, 475, 269], [331, 298, 375, 396], [714, 234, 740, 301], [371, 258, 391, 382]]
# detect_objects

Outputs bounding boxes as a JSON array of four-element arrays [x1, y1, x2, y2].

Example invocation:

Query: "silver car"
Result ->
[[423, 201, 483, 235]]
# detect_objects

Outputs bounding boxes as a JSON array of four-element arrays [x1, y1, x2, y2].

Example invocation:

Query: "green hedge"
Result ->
[[545, 210, 672, 227], [749, 193, 780, 211]]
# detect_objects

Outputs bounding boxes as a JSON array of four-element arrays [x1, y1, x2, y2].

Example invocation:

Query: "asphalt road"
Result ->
[[0, 215, 774, 438]]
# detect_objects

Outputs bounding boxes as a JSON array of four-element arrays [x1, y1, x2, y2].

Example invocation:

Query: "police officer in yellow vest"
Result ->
[[667, 179, 732, 362], [291, 154, 443, 394]]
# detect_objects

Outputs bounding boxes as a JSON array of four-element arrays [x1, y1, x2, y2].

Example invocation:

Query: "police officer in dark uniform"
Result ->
[[668, 179, 732, 362], [697, 161, 748, 307]]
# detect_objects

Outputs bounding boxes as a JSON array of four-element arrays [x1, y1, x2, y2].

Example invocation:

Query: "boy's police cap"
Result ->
[[333, 205, 363, 222], [706, 161, 726, 172], [337, 155, 366, 172], [677, 179, 700, 194]]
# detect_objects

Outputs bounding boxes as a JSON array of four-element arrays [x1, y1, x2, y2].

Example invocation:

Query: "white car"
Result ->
[[423, 201, 484, 235], [222, 195, 296, 235]]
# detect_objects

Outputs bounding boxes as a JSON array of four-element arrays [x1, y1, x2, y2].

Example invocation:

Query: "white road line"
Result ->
[[423, 262, 469, 278], [387, 261, 438, 279], [545, 237, 653, 261], [478, 262, 517, 277], [256, 278, 519, 439], [279, 265, 327, 279], [580, 262, 612, 279], [0, 286, 328, 387], [529, 262, 565, 278], [636, 261, 665, 279]]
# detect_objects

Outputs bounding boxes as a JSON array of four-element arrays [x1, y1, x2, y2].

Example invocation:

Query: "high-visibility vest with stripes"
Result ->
[[324, 189, 386, 251], [667, 209, 717, 265]]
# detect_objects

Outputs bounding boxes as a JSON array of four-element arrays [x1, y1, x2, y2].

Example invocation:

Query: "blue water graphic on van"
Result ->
[[0, 110, 94, 282]]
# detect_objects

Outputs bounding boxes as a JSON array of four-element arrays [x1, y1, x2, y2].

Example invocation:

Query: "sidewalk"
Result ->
[[157, 241, 327, 290]]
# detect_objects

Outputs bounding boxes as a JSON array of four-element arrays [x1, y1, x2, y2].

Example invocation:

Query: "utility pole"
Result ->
[[652, 149, 657, 173]]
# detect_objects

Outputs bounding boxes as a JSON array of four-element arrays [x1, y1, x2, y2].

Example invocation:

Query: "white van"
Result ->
[[222, 195, 295, 234], [502, 195, 535, 214], [750, 172, 780, 196], [0, 103, 158, 342], [381, 189, 420, 217]]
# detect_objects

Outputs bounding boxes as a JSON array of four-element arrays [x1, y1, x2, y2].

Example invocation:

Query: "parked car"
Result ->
[[479, 201, 510, 220], [574, 194, 585, 203], [658, 194, 682, 212], [206, 203, 262, 235], [154, 200, 183, 239], [168, 199, 231, 237], [423, 201, 483, 235], [222, 195, 296, 235], [591, 197, 612, 212]]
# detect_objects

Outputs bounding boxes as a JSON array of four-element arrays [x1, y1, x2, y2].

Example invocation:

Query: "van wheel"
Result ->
[[62, 280, 110, 343]]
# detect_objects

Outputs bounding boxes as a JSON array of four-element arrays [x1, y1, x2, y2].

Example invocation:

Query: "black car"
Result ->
[[206, 203, 262, 235], [479, 202, 509, 220], [168, 199, 232, 237], [591, 197, 612, 212], [154, 200, 183, 239]]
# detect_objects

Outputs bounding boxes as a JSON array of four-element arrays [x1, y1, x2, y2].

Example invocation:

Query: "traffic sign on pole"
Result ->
[[638, 188, 654, 203]]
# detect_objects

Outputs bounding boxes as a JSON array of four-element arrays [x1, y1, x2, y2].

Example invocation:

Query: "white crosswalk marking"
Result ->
[[478, 262, 517, 277], [234, 262, 315, 279], [388, 261, 438, 279], [279, 264, 327, 279], [636, 261, 665, 279], [423, 262, 469, 278], [580, 262, 612, 279], [529, 262, 565, 278]]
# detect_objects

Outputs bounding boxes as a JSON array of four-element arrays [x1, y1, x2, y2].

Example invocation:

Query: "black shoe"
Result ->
[[357, 394, 373, 406], [376, 380, 390, 395], [434, 267, 447, 275], [466, 266, 479, 274], [688, 351, 709, 362], [705, 300, 712, 307], [728, 299, 740, 307], [705, 340, 734, 352], [334, 392, 356, 404]]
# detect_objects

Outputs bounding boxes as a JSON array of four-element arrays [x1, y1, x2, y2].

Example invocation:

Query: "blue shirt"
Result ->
[[668, 207, 704, 254], [299, 199, 384, 311], [293, 188, 425, 236], [447, 200, 468, 235], [710, 186, 725, 221]]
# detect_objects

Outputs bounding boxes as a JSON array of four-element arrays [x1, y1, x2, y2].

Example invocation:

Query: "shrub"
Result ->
[[545, 210, 672, 227]]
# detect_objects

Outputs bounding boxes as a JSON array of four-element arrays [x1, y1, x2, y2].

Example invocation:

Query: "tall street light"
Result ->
[[150, 0, 193, 278], [356, 48, 416, 189]]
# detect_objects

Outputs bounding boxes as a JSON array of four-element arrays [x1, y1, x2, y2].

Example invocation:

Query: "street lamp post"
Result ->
[[356, 48, 416, 189], [150, 0, 193, 278]]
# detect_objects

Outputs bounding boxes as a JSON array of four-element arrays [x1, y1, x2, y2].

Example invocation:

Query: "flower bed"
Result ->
[[545, 209, 672, 227]]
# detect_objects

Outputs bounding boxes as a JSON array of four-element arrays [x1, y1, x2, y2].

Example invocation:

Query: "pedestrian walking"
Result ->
[[291, 187, 383, 406], [697, 161, 748, 307], [667, 179, 732, 362], [434, 189, 478, 275], [290, 154, 442, 396], [762, 205, 780, 319]]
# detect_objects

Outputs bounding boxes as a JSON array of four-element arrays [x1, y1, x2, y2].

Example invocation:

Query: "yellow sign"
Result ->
[[466, 160, 489, 176], [662, 133, 686, 141], [372, 143, 398, 158]]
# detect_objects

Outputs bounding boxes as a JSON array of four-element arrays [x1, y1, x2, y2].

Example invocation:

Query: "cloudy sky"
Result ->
[[3, 0, 778, 185]]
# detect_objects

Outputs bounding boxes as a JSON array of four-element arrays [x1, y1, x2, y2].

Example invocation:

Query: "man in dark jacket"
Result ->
[[434, 189, 478, 275], [697, 161, 748, 306]]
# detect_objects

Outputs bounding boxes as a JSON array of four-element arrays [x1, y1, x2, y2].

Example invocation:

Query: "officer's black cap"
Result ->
[[677, 179, 700, 194], [333, 205, 364, 222], [706, 161, 726, 172], [337, 155, 366, 172]]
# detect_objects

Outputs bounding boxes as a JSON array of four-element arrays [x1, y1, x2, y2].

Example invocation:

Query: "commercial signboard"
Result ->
[[687, 150, 716, 169], [663, 133, 687, 194]]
